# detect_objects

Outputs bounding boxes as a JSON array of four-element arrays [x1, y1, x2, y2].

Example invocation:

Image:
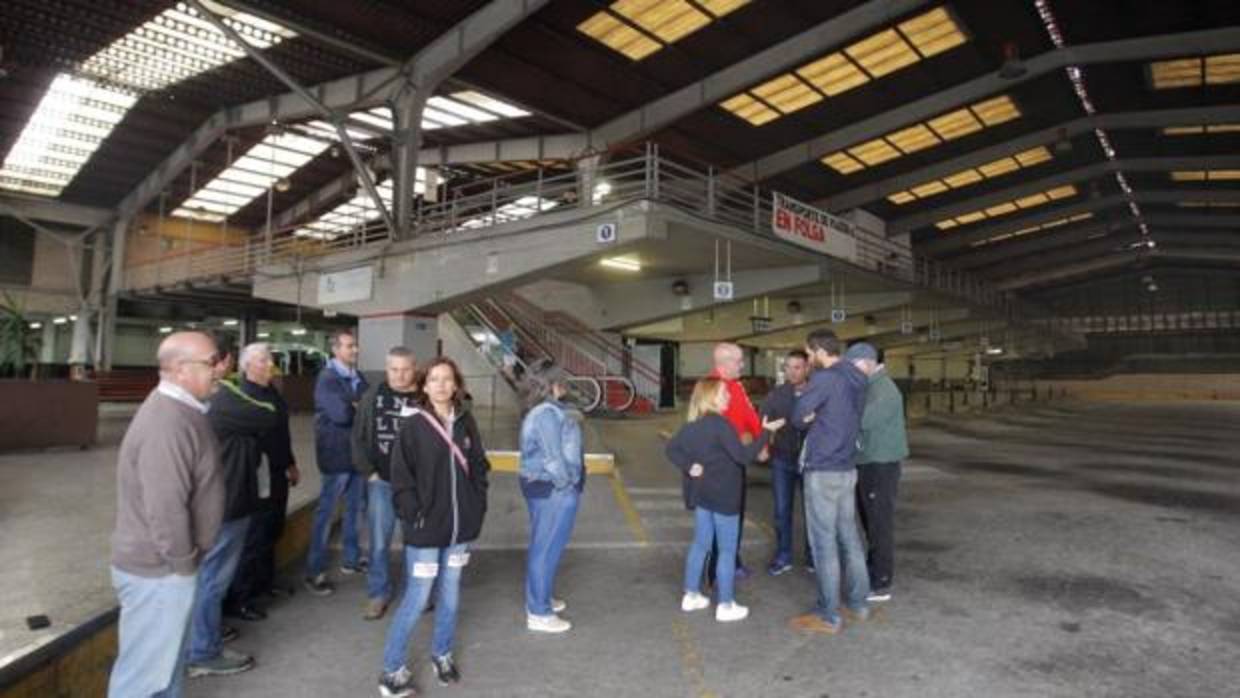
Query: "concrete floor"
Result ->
[[3, 401, 1240, 696]]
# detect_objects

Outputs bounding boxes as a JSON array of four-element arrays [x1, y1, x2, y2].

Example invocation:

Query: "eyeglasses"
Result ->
[[180, 355, 220, 370]]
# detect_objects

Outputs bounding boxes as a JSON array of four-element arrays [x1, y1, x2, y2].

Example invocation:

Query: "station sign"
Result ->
[[318, 265, 373, 305], [596, 222, 618, 244], [830, 308, 847, 323], [713, 281, 734, 301]]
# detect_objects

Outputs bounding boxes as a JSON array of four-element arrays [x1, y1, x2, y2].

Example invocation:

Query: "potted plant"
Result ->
[[0, 291, 39, 379]]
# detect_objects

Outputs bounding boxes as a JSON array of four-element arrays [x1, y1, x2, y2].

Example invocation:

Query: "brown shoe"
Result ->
[[363, 597, 389, 621], [789, 612, 841, 635]]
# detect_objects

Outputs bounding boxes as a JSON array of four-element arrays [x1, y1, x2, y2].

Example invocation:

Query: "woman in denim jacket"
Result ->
[[518, 360, 585, 634]]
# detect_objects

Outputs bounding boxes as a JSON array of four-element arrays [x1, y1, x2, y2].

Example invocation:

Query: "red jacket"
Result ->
[[710, 370, 761, 441]]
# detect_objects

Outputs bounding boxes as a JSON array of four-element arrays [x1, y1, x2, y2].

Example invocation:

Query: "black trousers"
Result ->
[[227, 476, 289, 607], [856, 462, 901, 591]]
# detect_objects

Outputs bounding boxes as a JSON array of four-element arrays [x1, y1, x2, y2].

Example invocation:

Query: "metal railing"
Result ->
[[126, 144, 1045, 326]]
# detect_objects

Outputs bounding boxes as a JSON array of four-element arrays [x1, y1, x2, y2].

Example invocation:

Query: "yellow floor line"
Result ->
[[671, 618, 719, 698], [608, 465, 650, 546], [486, 450, 615, 475]]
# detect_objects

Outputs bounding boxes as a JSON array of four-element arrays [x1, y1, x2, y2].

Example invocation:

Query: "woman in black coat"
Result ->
[[378, 357, 490, 698]]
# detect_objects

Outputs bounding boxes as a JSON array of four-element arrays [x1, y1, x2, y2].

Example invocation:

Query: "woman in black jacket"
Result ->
[[379, 357, 490, 698], [666, 377, 783, 623]]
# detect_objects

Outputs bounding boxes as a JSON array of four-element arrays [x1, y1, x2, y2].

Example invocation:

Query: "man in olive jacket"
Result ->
[[846, 343, 909, 602]]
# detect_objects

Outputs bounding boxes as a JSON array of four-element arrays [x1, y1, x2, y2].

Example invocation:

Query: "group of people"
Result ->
[[667, 330, 908, 633], [106, 324, 905, 697], [107, 329, 583, 698]]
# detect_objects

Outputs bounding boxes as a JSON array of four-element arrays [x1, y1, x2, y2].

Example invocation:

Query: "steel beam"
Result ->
[[117, 0, 549, 222], [995, 249, 1240, 291], [391, 91, 426, 240], [948, 221, 1133, 270], [0, 194, 113, 229], [980, 231, 1240, 279], [731, 27, 1240, 184], [891, 155, 1240, 234], [919, 195, 1130, 256], [820, 105, 1240, 212]]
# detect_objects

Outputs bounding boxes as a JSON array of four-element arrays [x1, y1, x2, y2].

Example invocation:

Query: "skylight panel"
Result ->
[[451, 91, 531, 119], [1170, 170, 1240, 181], [719, 6, 967, 126], [457, 195, 560, 230], [1, 2, 297, 198], [935, 185, 1078, 230], [822, 152, 865, 175], [822, 95, 1022, 175], [0, 75, 136, 196], [578, 0, 750, 61], [173, 126, 332, 221], [1162, 123, 1240, 135], [1150, 53, 1240, 89], [886, 149, 1053, 205], [719, 94, 780, 126], [967, 212, 1094, 247], [427, 96, 499, 123]]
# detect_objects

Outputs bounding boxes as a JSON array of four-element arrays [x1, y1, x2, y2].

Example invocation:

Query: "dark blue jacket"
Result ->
[[792, 361, 868, 472], [314, 361, 369, 474]]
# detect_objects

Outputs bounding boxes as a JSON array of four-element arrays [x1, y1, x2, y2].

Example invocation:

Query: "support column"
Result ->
[[100, 218, 130, 370], [577, 155, 601, 207], [391, 91, 425, 240], [358, 312, 438, 376], [241, 313, 259, 347]]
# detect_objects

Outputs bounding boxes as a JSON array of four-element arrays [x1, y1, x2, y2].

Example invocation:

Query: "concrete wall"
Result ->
[[1041, 373, 1240, 401], [438, 313, 520, 411]]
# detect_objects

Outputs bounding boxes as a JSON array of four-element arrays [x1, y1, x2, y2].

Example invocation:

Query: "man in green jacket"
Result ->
[[845, 342, 909, 603]]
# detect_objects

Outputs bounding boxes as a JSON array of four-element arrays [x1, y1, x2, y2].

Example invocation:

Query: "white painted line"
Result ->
[[624, 487, 684, 496]]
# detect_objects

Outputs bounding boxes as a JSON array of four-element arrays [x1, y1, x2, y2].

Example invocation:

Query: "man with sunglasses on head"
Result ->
[[109, 331, 225, 698]]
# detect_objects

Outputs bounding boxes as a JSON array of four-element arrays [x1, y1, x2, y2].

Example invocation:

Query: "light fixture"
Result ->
[[1147, 283, 1159, 293], [786, 300, 803, 314], [998, 42, 1027, 79], [159, 326, 173, 334], [672, 279, 690, 296], [985, 346, 1005, 355], [256, 331, 270, 339], [68, 314, 78, 321], [52, 316, 68, 325], [599, 256, 641, 272], [222, 319, 239, 326], [592, 180, 613, 203], [275, 177, 291, 192], [290, 328, 307, 336], [29, 322, 43, 330]]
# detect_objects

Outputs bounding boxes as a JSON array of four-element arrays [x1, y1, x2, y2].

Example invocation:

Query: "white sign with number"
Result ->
[[596, 222, 618, 244], [830, 309, 847, 323], [318, 266, 373, 305], [713, 281, 734, 301]]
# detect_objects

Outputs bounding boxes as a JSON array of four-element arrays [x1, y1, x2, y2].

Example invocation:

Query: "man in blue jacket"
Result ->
[[789, 329, 871, 635], [305, 329, 369, 596]]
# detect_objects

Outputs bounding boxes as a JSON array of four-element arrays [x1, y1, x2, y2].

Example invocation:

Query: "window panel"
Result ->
[[1205, 53, 1240, 84], [847, 138, 901, 166], [845, 29, 918, 78], [910, 180, 949, 198], [926, 107, 982, 140], [796, 53, 870, 96], [821, 152, 865, 174], [943, 169, 984, 188], [969, 95, 1020, 126], [977, 157, 1019, 178], [898, 7, 966, 57], [886, 124, 941, 154], [750, 74, 823, 114]]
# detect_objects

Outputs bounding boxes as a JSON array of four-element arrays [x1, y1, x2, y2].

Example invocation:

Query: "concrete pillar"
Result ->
[[241, 314, 258, 347], [39, 322, 57, 364], [100, 218, 130, 370], [391, 92, 425, 240], [577, 155, 601, 207], [358, 312, 438, 375]]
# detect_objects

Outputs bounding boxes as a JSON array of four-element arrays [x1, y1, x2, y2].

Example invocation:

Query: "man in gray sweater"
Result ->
[[109, 331, 225, 698]]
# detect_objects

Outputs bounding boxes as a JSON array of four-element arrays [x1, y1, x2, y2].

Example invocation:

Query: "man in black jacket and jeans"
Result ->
[[760, 349, 814, 576], [225, 343, 300, 620], [352, 346, 420, 621], [189, 342, 280, 677]]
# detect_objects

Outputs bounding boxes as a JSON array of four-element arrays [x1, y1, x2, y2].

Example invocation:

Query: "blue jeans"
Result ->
[[188, 517, 250, 663], [381, 543, 469, 672], [684, 508, 740, 603], [367, 478, 400, 601], [524, 488, 580, 616], [771, 457, 813, 567], [109, 567, 197, 698], [306, 471, 365, 577], [804, 469, 870, 624]]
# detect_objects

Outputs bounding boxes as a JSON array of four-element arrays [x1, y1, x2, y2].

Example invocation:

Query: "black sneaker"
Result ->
[[431, 653, 460, 686], [221, 625, 239, 644], [303, 573, 335, 596], [341, 559, 369, 575], [378, 666, 414, 697]]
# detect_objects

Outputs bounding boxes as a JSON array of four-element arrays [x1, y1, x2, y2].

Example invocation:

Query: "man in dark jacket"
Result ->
[[789, 330, 871, 635], [189, 343, 280, 677], [849, 344, 909, 603], [225, 344, 300, 620], [352, 346, 419, 620], [305, 329, 369, 596], [760, 349, 813, 576]]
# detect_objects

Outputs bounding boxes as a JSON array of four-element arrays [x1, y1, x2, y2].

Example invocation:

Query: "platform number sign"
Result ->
[[596, 222, 618, 244], [713, 281, 734, 301], [830, 309, 847, 323], [901, 320, 914, 335]]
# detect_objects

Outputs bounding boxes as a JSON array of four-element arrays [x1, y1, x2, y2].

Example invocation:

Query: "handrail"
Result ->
[[126, 144, 1065, 336], [598, 375, 637, 412]]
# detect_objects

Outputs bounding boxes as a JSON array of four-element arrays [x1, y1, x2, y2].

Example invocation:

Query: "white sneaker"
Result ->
[[527, 613, 572, 633], [715, 602, 749, 622], [552, 597, 567, 613], [680, 591, 710, 612]]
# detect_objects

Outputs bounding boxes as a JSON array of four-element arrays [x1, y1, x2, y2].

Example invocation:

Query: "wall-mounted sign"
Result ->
[[830, 309, 847, 323], [318, 265, 373, 305], [750, 316, 772, 333], [771, 192, 859, 262], [901, 320, 915, 335], [596, 222, 618, 244], [713, 281, 734, 301]]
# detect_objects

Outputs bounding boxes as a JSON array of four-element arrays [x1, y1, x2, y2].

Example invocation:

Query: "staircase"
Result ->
[[452, 296, 662, 415]]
